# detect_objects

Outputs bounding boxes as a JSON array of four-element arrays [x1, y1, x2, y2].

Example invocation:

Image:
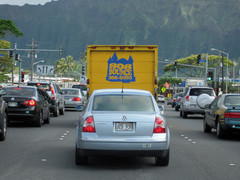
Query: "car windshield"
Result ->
[[72, 85, 87, 91], [62, 89, 79, 95], [189, 88, 213, 96], [224, 95, 240, 106], [4, 87, 35, 96], [92, 95, 154, 111]]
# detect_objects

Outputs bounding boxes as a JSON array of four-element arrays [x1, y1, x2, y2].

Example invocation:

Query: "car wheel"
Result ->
[[183, 111, 188, 119], [44, 111, 50, 124], [155, 148, 169, 166], [75, 145, 88, 165], [0, 114, 7, 141], [59, 106, 65, 115], [203, 115, 211, 133], [35, 111, 43, 127], [53, 105, 59, 117], [216, 120, 225, 139]]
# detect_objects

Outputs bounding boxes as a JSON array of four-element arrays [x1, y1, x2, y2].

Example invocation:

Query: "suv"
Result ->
[[27, 82, 65, 117], [180, 87, 216, 118]]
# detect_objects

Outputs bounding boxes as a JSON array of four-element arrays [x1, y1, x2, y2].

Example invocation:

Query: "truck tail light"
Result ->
[[185, 95, 189, 101], [72, 97, 81, 101], [83, 116, 96, 133], [24, 99, 36, 106], [153, 117, 166, 133]]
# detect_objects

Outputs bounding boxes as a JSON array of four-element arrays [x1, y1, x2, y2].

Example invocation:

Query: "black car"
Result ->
[[2, 86, 50, 127], [0, 89, 7, 141]]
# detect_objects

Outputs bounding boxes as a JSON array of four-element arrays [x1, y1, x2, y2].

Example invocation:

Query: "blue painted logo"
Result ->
[[106, 53, 136, 83]]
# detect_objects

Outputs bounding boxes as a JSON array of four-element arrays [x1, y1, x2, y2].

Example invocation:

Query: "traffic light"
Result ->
[[15, 54, 20, 60], [21, 72, 25, 82], [82, 65, 85, 75], [9, 50, 13, 58], [207, 71, 213, 81], [197, 54, 201, 64], [174, 62, 177, 68], [59, 46, 63, 56]]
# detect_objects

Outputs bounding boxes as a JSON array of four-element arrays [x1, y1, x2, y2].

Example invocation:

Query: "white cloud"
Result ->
[[0, 0, 54, 6]]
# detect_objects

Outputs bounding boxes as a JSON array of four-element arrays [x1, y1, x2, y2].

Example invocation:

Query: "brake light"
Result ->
[[153, 117, 166, 133], [72, 97, 81, 101], [225, 112, 240, 118], [24, 99, 36, 106], [51, 86, 55, 100], [185, 95, 189, 101], [83, 116, 96, 132], [173, 99, 176, 102], [177, 99, 181, 101]]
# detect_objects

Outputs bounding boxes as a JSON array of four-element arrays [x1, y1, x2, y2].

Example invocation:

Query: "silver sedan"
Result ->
[[62, 88, 86, 110], [75, 89, 170, 166]]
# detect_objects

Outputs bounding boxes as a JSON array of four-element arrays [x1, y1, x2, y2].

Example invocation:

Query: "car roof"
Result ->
[[3, 85, 37, 89], [92, 89, 152, 96]]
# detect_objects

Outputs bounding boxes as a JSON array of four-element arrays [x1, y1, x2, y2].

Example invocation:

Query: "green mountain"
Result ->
[[0, 0, 240, 70]]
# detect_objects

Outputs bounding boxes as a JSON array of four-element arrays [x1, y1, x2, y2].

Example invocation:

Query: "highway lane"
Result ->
[[0, 106, 240, 180]]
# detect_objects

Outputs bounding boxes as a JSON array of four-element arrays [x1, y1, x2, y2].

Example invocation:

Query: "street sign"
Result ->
[[199, 60, 206, 63], [161, 87, 166, 93], [0, 54, 5, 57], [37, 65, 54, 75]]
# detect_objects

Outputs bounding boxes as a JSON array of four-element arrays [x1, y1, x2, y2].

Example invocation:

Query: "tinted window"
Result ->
[[189, 88, 213, 96], [4, 87, 35, 96], [224, 95, 240, 106], [92, 95, 154, 111], [62, 89, 79, 95], [28, 83, 51, 91], [72, 85, 87, 91]]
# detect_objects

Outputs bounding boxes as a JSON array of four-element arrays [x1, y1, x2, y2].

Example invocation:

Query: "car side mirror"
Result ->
[[0, 89, 7, 97]]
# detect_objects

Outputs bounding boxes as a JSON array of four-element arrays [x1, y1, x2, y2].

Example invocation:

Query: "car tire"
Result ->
[[75, 146, 88, 165], [183, 111, 188, 119], [44, 111, 50, 124], [35, 111, 43, 127], [203, 115, 211, 133], [155, 148, 169, 166], [216, 120, 225, 139], [0, 114, 7, 141], [53, 105, 59, 117], [59, 106, 65, 115]]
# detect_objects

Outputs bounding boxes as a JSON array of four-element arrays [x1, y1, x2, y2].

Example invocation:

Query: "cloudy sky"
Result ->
[[0, 0, 55, 6]]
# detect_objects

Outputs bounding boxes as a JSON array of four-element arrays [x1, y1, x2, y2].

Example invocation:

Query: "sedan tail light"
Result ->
[[83, 116, 96, 133], [185, 95, 189, 101], [72, 97, 81, 101], [225, 112, 240, 118], [153, 117, 166, 133], [24, 99, 36, 106]]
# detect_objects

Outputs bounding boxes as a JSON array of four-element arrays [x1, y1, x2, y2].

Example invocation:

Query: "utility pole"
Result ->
[[26, 39, 39, 81]]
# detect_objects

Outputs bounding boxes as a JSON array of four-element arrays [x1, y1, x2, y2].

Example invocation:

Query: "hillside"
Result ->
[[0, 0, 240, 70]]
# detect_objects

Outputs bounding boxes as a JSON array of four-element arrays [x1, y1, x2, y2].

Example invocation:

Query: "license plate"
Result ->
[[8, 102, 18, 107], [115, 122, 133, 131]]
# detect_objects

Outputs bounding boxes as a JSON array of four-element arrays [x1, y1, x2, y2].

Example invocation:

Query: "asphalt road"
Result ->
[[0, 105, 240, 180]]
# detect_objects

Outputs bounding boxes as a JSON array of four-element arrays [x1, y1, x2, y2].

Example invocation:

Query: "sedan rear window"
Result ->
[[224, 95, 240, 106], [92, 95, 154, 111], [72, 85, 87, 91], [28, 83, 51, 91], [189, 88, 214, 96], [4, 87, 35, 96], [62, 89, 79, 95]]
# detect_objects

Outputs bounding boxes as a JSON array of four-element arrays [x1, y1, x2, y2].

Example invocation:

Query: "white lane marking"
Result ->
[[229, 164, 235, 166], [64, 133, 67, 136], [59, 138, 64, 141], [41, 159, 47, 162]]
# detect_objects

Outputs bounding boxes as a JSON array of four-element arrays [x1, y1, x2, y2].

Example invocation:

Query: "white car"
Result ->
[[157, 95, 165, 103], [180, 87, 216, 118]]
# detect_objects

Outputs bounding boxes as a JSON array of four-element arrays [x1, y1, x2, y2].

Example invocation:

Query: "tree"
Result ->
[[0, 19, 23, 38], [163, 54, 233, 78], [0, 40, 12, 82]]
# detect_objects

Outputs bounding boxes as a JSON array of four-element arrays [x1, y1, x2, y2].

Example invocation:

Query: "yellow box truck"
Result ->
[[86, 45, 158, 98]]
